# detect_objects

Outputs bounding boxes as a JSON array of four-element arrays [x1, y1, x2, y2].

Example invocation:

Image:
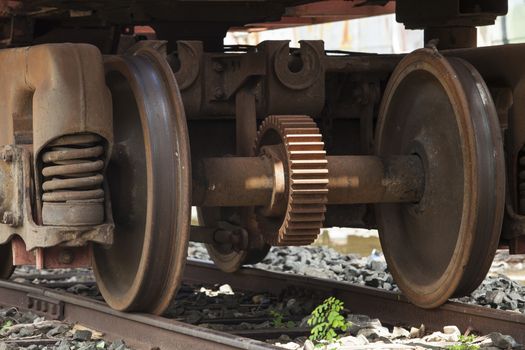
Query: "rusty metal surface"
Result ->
[[326, 155, 423, 204], [172, 40, 401, 121], [375, 48, 505, 308], [12, 237, 92, 268], [41, 134, 106, 226], [184, 260, 525, 344], [0, 279, 277, 350], [193, 157, 276, 207], [0, 0, 394, 37], [0, 43, 113, 239], [0, 146, 113, 251], [0, 43, 114, 253], [199, 85, 271, 273], [193, 154, 424, 208], [444, 44, 525, 246], [253, 115, 328, 246], [95, 46, 191, 314], [174, 41, 326, 119], [245, 0, 396, 30]]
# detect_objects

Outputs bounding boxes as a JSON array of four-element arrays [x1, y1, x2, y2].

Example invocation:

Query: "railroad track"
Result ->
[[0, 276, 277, 350], [184, 260, 525, 344], [1, 259, 523, 349]]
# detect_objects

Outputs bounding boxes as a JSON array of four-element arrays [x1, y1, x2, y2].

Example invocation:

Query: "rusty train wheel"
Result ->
[[93, 47, 191, 314], [199, 207, 271, 272], [375, 49, 505, 308]]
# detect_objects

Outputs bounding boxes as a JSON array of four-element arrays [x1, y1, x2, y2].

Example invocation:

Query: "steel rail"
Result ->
[[0, 279, 278, 350], [184, 259, 525, 343]]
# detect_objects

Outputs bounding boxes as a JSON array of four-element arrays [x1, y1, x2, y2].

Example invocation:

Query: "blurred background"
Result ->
[[225, 0, 525, 53]]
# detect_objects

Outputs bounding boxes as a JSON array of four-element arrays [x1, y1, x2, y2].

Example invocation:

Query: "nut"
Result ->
[[212, 61, 224, 72], [1, 211, 16, 226], [214, 87, 225, 100], [58, 250, 74, 265], [0, 147, 13, 162]]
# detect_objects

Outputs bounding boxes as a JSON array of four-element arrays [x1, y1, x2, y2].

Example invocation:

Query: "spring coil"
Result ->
[[41, 134, 105, 205]]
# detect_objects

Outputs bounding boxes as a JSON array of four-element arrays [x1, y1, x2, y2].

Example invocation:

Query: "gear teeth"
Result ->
[[254, 115, 328, 246]]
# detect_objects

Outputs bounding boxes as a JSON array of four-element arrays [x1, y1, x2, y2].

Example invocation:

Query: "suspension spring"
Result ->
[[41, 133, 106, 226]]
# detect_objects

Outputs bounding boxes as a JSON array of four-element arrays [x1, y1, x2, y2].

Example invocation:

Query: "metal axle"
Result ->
[[192, 154, 424, 207]]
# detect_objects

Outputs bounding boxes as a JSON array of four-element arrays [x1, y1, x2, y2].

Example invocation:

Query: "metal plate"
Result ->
[[93, 47, 191, 314], [375, 48, 505, 308]]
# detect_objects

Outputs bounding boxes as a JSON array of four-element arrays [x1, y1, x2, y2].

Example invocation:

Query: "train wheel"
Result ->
[[199, 207, 271, 272], [375, 48, 505, 308], [93, 47, 191, 314]]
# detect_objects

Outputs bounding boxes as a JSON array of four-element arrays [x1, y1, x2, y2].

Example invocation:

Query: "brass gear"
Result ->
[[254, 115, 328, 246]]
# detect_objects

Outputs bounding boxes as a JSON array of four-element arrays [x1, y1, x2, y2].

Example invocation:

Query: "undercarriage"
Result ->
[[0, 0, 523, 314]]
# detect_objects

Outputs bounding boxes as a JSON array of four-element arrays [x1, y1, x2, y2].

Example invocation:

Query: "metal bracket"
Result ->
[[26, 294, 64, 320]]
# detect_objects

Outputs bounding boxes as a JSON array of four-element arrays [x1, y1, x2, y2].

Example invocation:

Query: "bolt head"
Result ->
[[214, 88, 225, 100], [58, 250, 74, 265], [212, 61, 224, 72], [2, 211, 15, 226], [1, 148, 13, 162]]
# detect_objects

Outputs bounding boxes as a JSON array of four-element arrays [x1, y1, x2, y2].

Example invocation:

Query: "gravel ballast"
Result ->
[[188, 243, 525, 313]]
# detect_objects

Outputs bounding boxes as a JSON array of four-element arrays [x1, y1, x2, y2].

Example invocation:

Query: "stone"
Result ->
[[364, 275, 381, 288], [185, 311, 202, 324], [252, 295, 265, 304], [253, 321, 271, 329], [357, 326, 390, 340], [489, 332, 519, 349], [218, 284, 234, 295], [47, 325, 70, 337], [18, 327, 35, 337], [303, 340, 315, 350], [57, 340, 71, 350], [74, 329, 93, 341], [78, 344, 97, 350], [275, 342, 300, 349], [409, 327, 420, 339], [369, 260, 387, 271], [356, 334, 370, 345], [301, 267, 330, 279], [298, 315, 311, 328], [346, 314, 382, 335], [486, 290, 506, 305], [286, 298, 296, 308], [391, 326, 410, 338], [277, 334, 292, 343], [108, 340, 126, 350], [338, 336, 361, 346], [443, 325, 461, 336], [423, 330, 460, 343]]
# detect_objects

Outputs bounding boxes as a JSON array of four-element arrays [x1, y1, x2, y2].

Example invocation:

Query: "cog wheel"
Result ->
[[254, 115, 328, 246]]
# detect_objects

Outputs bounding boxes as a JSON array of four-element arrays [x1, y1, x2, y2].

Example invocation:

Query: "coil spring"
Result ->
[[41, 134, 105, 207]]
